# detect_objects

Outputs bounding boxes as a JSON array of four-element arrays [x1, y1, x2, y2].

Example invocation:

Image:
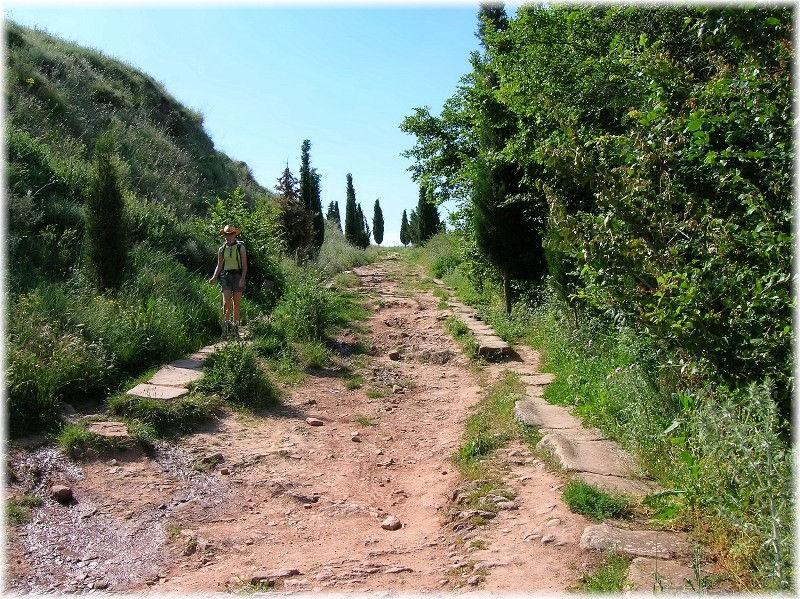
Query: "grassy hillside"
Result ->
[[6, 21, 270, 291], [5, 23, 378, 437]]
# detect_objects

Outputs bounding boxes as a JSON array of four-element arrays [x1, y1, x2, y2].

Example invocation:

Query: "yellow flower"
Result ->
[[25, 77, 34, 86]]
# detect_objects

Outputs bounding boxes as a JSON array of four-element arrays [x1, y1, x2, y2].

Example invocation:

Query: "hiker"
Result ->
[[209, 224, 248, 332]]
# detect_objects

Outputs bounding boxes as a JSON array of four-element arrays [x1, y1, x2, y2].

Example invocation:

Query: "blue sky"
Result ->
[[6, 5, 488, 245]]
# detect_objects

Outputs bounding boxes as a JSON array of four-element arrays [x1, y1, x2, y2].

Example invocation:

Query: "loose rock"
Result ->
[[388, 350, 400, 360], [50, 484, 73, 504], [306, 418, 324, 426], [381, 515, 402, 531]]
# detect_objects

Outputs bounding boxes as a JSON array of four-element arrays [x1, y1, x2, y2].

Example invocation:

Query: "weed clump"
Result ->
[[107, 393, 219, 437], [7, 495, 43, 526], [562, 480, 628, 521], [197, 344, 278, 411]]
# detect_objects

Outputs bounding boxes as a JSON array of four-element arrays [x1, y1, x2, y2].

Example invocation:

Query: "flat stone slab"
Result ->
[[525, 385, 545, 398], [577, 472, 660, 498], [477, 337, 512, 359], [537, 432, 636, 477], [521, 373, 555, 386], [626, 557, 698, 593], [580, 523, 693, 559], [515, 397, 583, 430], [170, 358, 204, 370], [127, 383, 189, 400], [87, 421, 129, 439], [553, 427, 607, 442], [149, 365, 203, 387]]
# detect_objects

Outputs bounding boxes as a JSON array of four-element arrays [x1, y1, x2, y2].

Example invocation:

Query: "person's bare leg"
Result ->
[[233, 291, 243, 323], [223, 290, 234, 322]]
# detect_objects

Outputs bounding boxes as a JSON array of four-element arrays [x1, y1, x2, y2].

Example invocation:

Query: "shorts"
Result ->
[[219, 270, 242, 292]]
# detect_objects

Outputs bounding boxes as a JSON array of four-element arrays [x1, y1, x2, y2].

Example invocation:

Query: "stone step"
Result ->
[[580, 523, 693, 559], [515, 397, 583, 430], [170, 357, 205, 370], [127, 383, 189, 400], [625, 557, 700, 593], [476, 337, 512, 360], [524, 385, 545, 398], [521, 373, 555, 386], [537, 432, 637, 477], [148, 365, 203, 387], [577, 472, 660, 498], [87, 421, 130, 440]]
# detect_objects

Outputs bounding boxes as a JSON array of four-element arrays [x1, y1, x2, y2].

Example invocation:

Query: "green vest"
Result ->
[[219, 241, 244, 271]]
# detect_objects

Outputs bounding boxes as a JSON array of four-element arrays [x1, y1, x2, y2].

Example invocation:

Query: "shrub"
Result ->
[[562, 480, 628, 521], [272, 267, 330, 341], [85, 128, 129, 291], [196, 344, 279, 410], [687, 381, 793, 590]]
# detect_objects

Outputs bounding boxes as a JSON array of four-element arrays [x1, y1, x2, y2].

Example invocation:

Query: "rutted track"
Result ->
[[6, 259, 598, 593]]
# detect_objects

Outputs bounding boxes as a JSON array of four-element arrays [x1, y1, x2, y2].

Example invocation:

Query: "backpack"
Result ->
[[219, 240, 245, 271]]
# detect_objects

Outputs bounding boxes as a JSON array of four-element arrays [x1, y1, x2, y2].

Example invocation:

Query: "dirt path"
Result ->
[[6, 259, 597, 593]]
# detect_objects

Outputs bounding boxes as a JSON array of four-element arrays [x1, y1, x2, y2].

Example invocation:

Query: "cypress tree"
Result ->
[[408, 209, 420, 246], [344, 173, 359, 246], [276, 165, 313, 260], [355, 203, 370, 249], [399, 209, 410, 246], [310, 167, 324, 250], [299, 139, 313, 211], [372, 199, 384, 245], [470, 2, 544, 314], [326, 201, 341, 230], [300, 141, 324, 252], [86, 128, 128, 291], [414, 184, 442, 244]]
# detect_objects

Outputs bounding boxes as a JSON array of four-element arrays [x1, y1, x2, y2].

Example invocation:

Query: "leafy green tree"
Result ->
[[85, 128, 128, 291], [372, 199, 384, 245], [399, 209, 410, 246], [408, 209, 420, 246], [477, 2, 509, 47]]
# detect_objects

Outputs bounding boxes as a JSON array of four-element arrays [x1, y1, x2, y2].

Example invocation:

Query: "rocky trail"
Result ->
[[5, 259, 698, 594]]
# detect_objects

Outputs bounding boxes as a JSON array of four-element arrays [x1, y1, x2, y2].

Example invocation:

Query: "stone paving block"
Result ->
[[170, 358, 205, 370], [521, 373, 555, 386], [87, 421, 130, 439], [555, 427, 606, 442], [514, 397, 583, 430], [525, 385, 545, 398], [577, 472, 660, 498], [127, 383, 189, 400], [580, 523, 693, 559], [149, 365, 203, 387], [476, 336, 511, 359], [625, 557, 699, 593], [537, 432, 636, 477]]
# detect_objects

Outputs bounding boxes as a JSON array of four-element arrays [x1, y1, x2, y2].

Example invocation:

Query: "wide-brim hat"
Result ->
[[219, 225, 240, 236]]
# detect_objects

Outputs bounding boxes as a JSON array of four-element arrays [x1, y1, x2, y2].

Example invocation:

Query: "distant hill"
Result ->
[[6, 21, 272, 289]]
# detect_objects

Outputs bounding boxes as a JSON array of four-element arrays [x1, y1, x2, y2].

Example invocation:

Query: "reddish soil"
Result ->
[[5, 259, 597, 593]]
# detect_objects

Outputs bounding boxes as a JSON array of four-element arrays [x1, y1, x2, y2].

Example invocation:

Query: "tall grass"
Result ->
[[314, 221, 381, 278]]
